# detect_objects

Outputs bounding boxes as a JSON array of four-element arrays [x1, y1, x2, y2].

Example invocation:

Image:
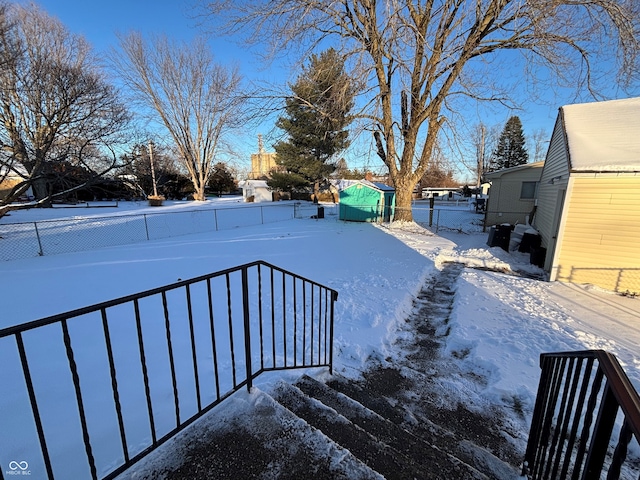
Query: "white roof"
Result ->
[[238, 180, 269, 188], [484, 161, 544, 179], [562, 96, 640, 172]]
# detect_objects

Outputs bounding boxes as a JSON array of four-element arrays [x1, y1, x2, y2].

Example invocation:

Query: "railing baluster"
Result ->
[[101, 308, 129, 464], [573, 368, 605, 480], [206, 278, 220, 402], [270, 267, 276, 369], [310, 283, 314, 367], [293, 277, 298, 367], [258, 264, 264, 372], [329, 290, 336, 375], [282, 271, 287, 366], [134, 299, 156, 446], [162, 292, 180, 428], [303, 281, 307, 367], [225, 272, 237, 387], [185, 285, 201, 413], [15, 332, 54, 479], [607, 420, 633, 479], [61, 319, 98, 480], [242, 266, 253, 391], [322, 288, 326, 365]]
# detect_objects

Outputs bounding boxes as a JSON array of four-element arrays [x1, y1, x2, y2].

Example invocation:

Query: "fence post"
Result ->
[[34, 222, 44, 256], [143, 214, 150, 241], [429, 197, 435, 227], [242, 266, 253, 391], [260, 206, 264, 225], [214, 209, 219, 231], [329, 291, 337, 375]]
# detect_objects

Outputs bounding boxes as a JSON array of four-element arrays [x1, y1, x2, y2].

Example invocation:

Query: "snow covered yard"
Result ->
[[1, 199, 639, 478]]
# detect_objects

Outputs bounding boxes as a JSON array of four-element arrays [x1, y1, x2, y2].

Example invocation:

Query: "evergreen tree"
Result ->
[[490, 116, 529, 170], [208, 163, 237, 196], [270, 48, 354, 195]]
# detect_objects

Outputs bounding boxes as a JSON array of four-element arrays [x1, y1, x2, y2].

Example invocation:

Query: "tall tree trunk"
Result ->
[[393, 180, 414, 222], [32, 177, 52, 207], [193, 185, 206, 201]]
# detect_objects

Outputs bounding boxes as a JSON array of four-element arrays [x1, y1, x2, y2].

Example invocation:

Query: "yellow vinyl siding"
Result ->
[[554, 175, 640, 294]]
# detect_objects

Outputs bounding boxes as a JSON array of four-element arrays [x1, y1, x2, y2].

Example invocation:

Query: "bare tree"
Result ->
[[0, 3, 131, 211], [112, 33, 245, 201], [529, 128, 549, 163], [206, 0, 639, 221]]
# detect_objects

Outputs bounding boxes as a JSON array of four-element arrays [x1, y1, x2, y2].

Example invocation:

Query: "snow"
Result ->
[[562, 96, 640, 172], [1, 198, 639, 478]]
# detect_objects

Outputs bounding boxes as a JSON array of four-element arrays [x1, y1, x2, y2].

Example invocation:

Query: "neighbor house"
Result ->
[[533, 97, 640, 295], [484, 161, 544, 227]]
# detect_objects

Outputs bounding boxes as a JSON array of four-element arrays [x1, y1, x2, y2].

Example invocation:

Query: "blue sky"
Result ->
[[19, 1, 640, 180]]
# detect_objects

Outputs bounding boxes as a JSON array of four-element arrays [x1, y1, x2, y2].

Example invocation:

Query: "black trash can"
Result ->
[[530, 246, 547, 268], [487, 224, 511, 251], [317, 206, 324, 219], [519, 231, 541, 253]]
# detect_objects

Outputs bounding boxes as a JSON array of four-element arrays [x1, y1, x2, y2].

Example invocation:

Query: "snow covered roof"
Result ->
[[334, 179, 395, 192], [238, 180, 269, 188], [484, 161, 544, 179], [350, 179, 395, 192], [561, 96, 640, 172]]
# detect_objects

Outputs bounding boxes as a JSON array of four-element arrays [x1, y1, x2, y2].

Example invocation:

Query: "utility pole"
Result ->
[[148, 141, 158, 197], [477, 124, 485, 188]]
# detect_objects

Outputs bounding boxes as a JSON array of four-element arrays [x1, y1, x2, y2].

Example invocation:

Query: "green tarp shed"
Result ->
[[339, 180, 396, 222]]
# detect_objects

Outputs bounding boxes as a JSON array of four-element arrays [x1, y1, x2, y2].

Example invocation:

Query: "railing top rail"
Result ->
[[541, 349, 640, 441], [0, 259, 338, 339]]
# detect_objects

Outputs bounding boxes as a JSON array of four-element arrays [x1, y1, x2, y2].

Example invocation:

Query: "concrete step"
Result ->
[[326, 369, 521, 480], [273, 380, 431, 479], [288, 374, 489, 479]]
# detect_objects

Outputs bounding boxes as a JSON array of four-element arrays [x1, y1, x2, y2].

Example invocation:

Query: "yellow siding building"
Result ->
[[534, 97, 640, 295]]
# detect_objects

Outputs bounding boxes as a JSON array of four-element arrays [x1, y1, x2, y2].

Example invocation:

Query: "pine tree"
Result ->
[[490, 116, 529, 170], [270, 48, 354, 196]]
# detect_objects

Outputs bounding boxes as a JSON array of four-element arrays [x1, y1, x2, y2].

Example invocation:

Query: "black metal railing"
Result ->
[[522, 350, 640, 479], [0, 261, 337, 480]]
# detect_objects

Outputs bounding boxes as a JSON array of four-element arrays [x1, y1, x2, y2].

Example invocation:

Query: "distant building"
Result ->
[[239, 179, 273, 203], [484, 161, 544, 226], [249, 134, 283, 179]]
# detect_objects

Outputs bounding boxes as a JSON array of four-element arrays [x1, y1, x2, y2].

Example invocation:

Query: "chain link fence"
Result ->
[[0, 203, 297, 261], [293, 202, 339, 219], [0, 200, 483, 261], [410, 203, 485, 234]]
